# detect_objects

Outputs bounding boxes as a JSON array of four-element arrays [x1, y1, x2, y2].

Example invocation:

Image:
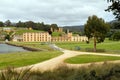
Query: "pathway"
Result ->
[[17, 44, 120, 72]]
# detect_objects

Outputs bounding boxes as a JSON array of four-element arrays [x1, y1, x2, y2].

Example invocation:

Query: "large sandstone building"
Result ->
[[23, 32, 51, 42], [13, 28, 88, 42]]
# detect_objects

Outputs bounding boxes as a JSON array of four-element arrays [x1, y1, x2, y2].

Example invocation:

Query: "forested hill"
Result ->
[[0, 20, 59, 31], [62, 20, 120, 33], [63, 25, 84, 32]]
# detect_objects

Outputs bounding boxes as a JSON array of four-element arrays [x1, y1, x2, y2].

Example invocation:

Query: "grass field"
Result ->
[[52, 32, 65, 37], [0, 42, 63, 69], [0, 51, 62, 69], [65, 55, 120, 64], [55, 39, 120, 54], [15, 29, 42, 35]]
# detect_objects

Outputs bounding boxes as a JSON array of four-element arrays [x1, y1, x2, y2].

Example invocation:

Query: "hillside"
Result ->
[[63, 25, 84, 32], [15, 29, 42, 35]]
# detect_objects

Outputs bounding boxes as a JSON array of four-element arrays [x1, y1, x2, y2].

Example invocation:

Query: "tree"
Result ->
[[110, 20, 120, 29], [25, 21, 35, 28], [5, 31, 15, 41], [48, 29, 52, 35], [111, 31, 120, 41], [84, 15, 110, 52], [50, 24, 58, 31], [4, 20, 11, 27], [16, 21, 26, 28], [106, 0, 120, 20], [0, 21, 4, 27]]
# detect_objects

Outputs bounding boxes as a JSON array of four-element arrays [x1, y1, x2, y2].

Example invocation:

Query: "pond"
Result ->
[[0, 44, 28, 53]]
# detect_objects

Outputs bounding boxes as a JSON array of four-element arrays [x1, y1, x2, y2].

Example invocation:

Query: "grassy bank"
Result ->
[[65, 55, 120, 64], [55, 39, 120, 54], [0, 51, 62, 69], [9, 42, 53, 51], [1, 63, 120, 80]]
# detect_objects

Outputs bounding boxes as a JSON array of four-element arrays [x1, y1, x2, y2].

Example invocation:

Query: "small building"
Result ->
[[71, 36, 88, 42], [3, 28, 12, 32], [12, 35, 23, 42]]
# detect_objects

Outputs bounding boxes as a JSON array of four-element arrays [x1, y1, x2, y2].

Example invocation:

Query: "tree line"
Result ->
[[0, 20, 59, 31]]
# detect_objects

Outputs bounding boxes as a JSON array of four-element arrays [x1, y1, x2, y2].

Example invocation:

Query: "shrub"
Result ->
[[111, 31, 120, 41], [0, 67, 31, 80], [85, 48, 105, 52], [1, 63, 120, 80]]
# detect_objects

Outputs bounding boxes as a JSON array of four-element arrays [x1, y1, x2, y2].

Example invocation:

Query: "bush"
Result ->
[[0, 67, 31, 80], [85, 48, 105, 52], [1, 63, 120, 80], [111, 31, 120, 41]]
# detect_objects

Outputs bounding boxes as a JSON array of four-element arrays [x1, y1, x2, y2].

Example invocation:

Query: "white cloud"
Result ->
[[0, 0, 115, 26]]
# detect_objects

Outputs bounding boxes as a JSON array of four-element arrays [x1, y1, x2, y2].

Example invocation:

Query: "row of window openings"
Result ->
[[24, 37, 48, 38], [24, 35, 48, 36], [24, 39, 49, 41]]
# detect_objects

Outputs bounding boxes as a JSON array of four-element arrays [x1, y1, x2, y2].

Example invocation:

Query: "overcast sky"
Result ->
[[0, 0, 115, 26]]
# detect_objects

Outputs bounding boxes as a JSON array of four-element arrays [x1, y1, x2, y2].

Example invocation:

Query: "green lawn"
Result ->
[[0, 42, 62, 69], [52, 32, 65, 37], [65, 55, 120, 64], [55, 39, 120, 54], [0, 51, 62, 69], [15, 29, 42, 35]]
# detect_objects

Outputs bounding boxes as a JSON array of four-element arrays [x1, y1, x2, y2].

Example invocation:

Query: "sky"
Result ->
[[0, 0, 115, 26]]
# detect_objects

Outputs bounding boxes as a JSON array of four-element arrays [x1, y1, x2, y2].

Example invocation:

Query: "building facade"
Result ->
[[23, 32, 51, 42], [71, 36, 88, 42], [21, 32, 88, 42]]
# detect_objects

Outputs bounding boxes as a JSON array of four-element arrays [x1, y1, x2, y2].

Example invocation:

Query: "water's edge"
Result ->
[[6, 43, 42, 51]]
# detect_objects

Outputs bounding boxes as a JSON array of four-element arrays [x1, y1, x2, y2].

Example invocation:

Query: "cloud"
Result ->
[[0, 0, 115, 26]]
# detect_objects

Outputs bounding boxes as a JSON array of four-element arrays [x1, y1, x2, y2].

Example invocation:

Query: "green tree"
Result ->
[[25, 21, 35, 28], [84, 15, 110, 52], [111, 31, 120, 41], [4, 20, 11, 27], [106, 0, 120, 20], [16, 21, 26, 28], [5, 31, 15, 41], [110, 20, 120, 29], [50, 24, 58, 31], [0, 21, 4, 27]]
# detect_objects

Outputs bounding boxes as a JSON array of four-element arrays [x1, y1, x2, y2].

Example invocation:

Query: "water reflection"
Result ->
[[0, 44, 28, 53]]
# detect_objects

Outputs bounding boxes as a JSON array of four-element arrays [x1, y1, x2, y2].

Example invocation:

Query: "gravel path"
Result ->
[[17, 44, 120, 72]]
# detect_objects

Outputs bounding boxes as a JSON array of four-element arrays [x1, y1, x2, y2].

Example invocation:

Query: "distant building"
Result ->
[[12, 35, 23, 42], [51, 27, 63, 32], [71, 36, 88, 42], [13, 32, 88, 42], [12, 27, 88, 42], [3, 28, 12, 32], [51, 33, 88, 42], [0, 35, 5, 40]]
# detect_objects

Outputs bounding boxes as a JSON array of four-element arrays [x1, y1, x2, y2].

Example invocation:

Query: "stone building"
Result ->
[[12, 35, 23, 42], [22, 32, 51, 42], [21, 32, 88, 42], [71, 36, 88, 42]]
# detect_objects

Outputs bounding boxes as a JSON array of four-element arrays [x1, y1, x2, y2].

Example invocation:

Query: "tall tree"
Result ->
[[16, 21, 26, 28], [0, 21, 4, 27], [110, 20, 120, 29], [25, 21, 35, 28], [50, 24, 58, 31], [106, 0, 120, 20], [84, 15, 110, 52], [4, 20, 11, 27]]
